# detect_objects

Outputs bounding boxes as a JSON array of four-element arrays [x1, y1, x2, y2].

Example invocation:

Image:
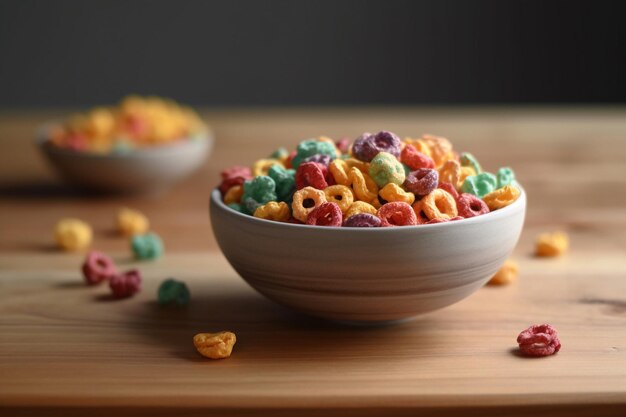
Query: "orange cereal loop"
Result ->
[[253, 201, 290, 222], [487, 259, 519, 285], [482, 185, 521, 211], [253, 158, 283, 177], [223, 185, 243, 205], [420, 189, 458, 220], [345, 201, 378, 218], [422, 134, 453, 168], [438, 160, 461, 188], [458, 166, 477, 190], [329, 159, 351, 186], [379, 183, 415, 205], [291, 187, 327, 222], [349, 167, 378, 202], [535, 232, 569, 257], [324, 185, 354, 213], [411, 199, 430, 224]]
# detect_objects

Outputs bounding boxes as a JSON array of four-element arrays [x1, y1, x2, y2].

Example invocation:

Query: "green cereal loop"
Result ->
[[496, 167, 516, 188], [460, 152, 482, 174], [291, 139, 336, 168], [368, 152, 406, 187], [269, 147, 289, 159], [268, 165, 296, 202], [227, 203, 245, 213], [131, 232, 164, 260], [401, 163, 411, 177], [157, 278, 190, 306], [243, 197, 263, 214], [461, 172, 497, 197], [242, 176, 277, 204]]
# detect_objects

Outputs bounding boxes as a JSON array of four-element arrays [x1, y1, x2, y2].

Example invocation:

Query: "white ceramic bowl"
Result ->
[[37, 126, 213, 195], [210, 188, 526, 324]]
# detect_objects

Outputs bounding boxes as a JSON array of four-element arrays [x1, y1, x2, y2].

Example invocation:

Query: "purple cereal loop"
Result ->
[[403, 168, 439, 196], [342, 213, 382, 227], [352, 131, 401, 162], [303, 154, 332, 166]]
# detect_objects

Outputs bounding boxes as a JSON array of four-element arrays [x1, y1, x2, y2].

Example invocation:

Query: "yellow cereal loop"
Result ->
[[193, 331, 236, 359], [324, 185, 354, 213], [329, 159, 351, 186], [535, 232, 569, 257], [345, 201, 378, 218], [291, 187, 327, 222], [482, 185, 521, 211], [116, 208, 150, 237], [458, 166, 477, 189], [349, 167, 378, 203], [253, 201, 290, 222], [344, 158, 369, 173], [487, 259, 519, 285], [420, 189, 458, 220], [54, 218, 92, 251], [223, 185, 243, 205], [379, 183, 415, 205], [252, 158, 283, 177], [439, 160, 461, 187]]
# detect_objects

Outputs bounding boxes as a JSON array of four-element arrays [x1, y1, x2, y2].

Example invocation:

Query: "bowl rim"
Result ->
[[210, 185, 526, 232], [36, 122, 213, 160]]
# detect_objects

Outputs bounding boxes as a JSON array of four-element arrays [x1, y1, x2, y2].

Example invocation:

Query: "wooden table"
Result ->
[[1, 108, 625, 416]]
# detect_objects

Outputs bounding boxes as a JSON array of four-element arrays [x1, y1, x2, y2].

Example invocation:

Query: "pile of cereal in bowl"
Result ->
[[218, 131, 521, 227], [44, 95, 208, 153]]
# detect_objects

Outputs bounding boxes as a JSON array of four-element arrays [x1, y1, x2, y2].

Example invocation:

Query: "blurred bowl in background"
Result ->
[[37, 125, 213, 195]]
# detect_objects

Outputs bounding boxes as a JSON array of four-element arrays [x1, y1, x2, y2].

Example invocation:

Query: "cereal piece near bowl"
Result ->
[[82, 251, 117, 285], [158, 278, 190, 306], [55, 218, 92, 251], [193, 331, 237, 359], [487, 259, 519, 285], [535, 231, 569, 257], [116, 207, 149, 236], [109, 269, 142, 298], [131, 232, 164, 260]]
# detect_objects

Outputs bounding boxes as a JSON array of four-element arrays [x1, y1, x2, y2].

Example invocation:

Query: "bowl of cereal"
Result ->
[[37, 96, 213, 195], [210, 132, 526, 324]]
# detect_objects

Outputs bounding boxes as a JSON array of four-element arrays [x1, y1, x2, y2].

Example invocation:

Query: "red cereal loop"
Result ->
[[456, 193, 490, 218], [109, 269, 142, 298], [82, 251, 117, 285], [221, 166, 252, 180], [438, 182, 459, 199], [400, 144, 435, 170], [296, 162, 330, 190], [285, 150, 297, 169], [306, 202, 343, 226], [377, 202, 418, 227], [219, 166, 252, 195], [335, 137, 351, 153], [517, 324, 561, 357]]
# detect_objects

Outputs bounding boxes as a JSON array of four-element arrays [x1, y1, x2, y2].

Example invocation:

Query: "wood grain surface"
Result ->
[[1, 107, 626, 416]]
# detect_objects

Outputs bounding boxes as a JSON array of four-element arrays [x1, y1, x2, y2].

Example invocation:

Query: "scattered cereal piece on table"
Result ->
[[487, 259, 519, 285], [116, 207, 149, 237], [131, 232, 164, 260], [193, 331, 237, 359], [55, 218, 92, 251], [158, 278, 190, 306], [109, 269, 142, 298], [535, 231, 569, 257], [517, 324, 561, 357], [82, 251, 117, 285]]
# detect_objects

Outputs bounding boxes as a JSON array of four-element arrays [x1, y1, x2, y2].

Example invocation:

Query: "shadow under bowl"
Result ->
[[209, 188, 526, 324], [37, 126, 213, 195]]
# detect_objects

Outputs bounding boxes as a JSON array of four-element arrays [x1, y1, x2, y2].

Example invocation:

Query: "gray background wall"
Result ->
[[0, 0, 624, 107]]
